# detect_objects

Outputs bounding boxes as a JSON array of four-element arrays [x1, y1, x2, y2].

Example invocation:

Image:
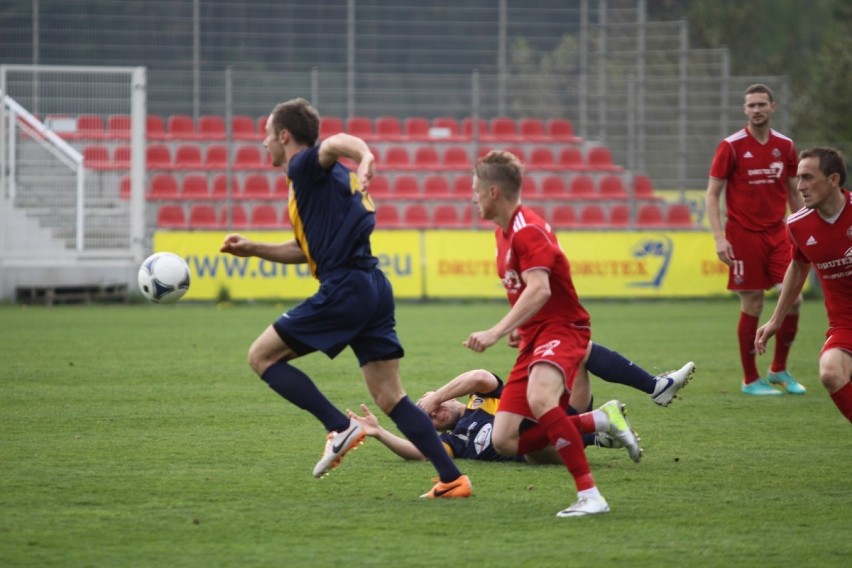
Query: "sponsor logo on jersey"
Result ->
[[473, 423, 493, 455], [772, 148, 782, 158], [501, 269, 522, 294], [806, 236, 818, 246], [534, 339, 561, 357], [743, 151, 753, 158]]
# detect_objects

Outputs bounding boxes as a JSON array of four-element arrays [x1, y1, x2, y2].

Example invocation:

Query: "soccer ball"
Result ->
[[137, 252, 191, 304]]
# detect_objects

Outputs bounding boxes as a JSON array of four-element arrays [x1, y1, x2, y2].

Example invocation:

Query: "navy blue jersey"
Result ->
[[286, 145, 377, 279], [440, 375, 524, 462]]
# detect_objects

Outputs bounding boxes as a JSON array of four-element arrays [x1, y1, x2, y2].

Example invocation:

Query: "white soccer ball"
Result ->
[[137, 252, 191, 304]]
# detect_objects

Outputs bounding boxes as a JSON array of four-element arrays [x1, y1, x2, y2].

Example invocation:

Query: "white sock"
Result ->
[[592, 409, 609, 432], [578, 486, 602, 501]]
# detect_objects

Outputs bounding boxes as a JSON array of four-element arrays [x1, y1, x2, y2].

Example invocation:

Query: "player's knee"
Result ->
[[246, 344, 269, 376], [819, 369, 846, 393]]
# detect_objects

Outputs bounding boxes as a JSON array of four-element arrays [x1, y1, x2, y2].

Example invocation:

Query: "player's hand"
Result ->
[[347, 404, 381, 437], [507, 329, 521, 348], [220, 233, 253, 257], [754, 322, 778, 355], [463, 329, 500, 353], [714, 235, 735, 266], [416, 391, 441, 416], [357, 153, 375, 191]]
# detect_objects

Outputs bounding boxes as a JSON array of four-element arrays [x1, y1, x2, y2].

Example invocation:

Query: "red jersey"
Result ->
[[495, 206, 590, 346], [709, 127, 798, 231], [786, 190, 852, 331]]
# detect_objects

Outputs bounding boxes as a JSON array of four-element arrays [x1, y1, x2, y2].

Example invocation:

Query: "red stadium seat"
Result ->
[[166, 115, 198, 140], [211, 174, 241, 199], [157, 204, 187, 228], [521, 176, 539, 199], [609, 204, 631, 227], [173, 144, 203, 169], [392, 175, 421, 198], [587, 146, 622, 172], [666, 203, 694, 228], [367, 175, 390, 198], [149, 174, 179, 200], [198, 115, 226, 140], [633, 174, 662, 200], [546, 118, 580, 143], [112, 145, 131, 169], [528, 146, 557, 171], [598, 175, 629, 200], [431, 117, 464, 141], [82, 145, 111, 170], [503, 146, 526, 163], [403, 117, 431, 141], [567, 175, 597, 200], [551, 205, 577, 228], [518, 118, 550, 142], [181, 174, 210, 200], [527, 204, 548, 222], [220, 204, 248, 229], [188, 204, 220, 229], [452, 175, 473, 199], [273, 175, 290, 198], [250, 204, 279, 228], [412, 147, 441, 170], [422, 175, 452, 199], [234, 145, 265, 169], [146, 115, 166, 141], [242, 174, 271, 200], [257, 115, 269, 137], [346, 116, 375, 141], [205, 145, 228, 169], [232, 115, 258, 141], [402, 204, 431, 229], [119, 175, 131, 200], [461, 117, 489, 140], [375, 116, 404, 141], [443, 146, 471, 170], [489, 117, 518, 141], [107, 114, 131, 140], [637, 203, 665, 228], [383, 146, 411, 170], [578, 204, 607, 228], [375, 204, 401, 228], [540, 175, 568, 198], [280, 205, 292, 228], [73, 114, 105, 140], [557, 147, 587, 171], [146, 144, 173, 169], [433, 204, 462, 228], [320, 116, 343, 139]]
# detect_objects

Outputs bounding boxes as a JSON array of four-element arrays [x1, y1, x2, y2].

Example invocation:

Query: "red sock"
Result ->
[[517, 414, 593, 455], [538, 407, 595, 491], [771, 314, 799, 372], [738, 312, 760, 383], [829, 381, 852, 423]]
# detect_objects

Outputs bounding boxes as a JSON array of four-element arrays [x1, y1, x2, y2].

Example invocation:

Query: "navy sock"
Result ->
[[261, 361, 349, 433], [388, 397, 462, 483], [586, 343, 657, 394]]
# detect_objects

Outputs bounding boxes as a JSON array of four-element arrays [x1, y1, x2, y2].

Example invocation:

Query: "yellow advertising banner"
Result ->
[[154, 229, 738, 300], [153, 230, 424, 300]]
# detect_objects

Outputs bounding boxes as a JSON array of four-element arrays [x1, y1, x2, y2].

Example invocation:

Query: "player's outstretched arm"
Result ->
[[347, 404, 427, 461], [220, 234, 307, 264], [756, 259, 810, 354], [417, 370, 499, 415]]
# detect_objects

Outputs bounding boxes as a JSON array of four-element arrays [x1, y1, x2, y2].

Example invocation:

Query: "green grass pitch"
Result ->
[[1, 300, 849, 567]]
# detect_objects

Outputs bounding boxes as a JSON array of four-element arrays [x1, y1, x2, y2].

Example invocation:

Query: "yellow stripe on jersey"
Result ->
[[442, 440, 454, 457], [350, 171, 376, 212], [467, 395, 500, 416], [287, 182, 318, 278]]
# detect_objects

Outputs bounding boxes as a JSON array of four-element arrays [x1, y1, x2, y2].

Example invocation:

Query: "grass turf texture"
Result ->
[[1, 300, 849, 567]]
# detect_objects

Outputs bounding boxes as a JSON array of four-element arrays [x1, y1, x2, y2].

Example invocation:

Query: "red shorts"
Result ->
[[725, 221, 791, 291], [822, 327, 852, 356], [498, 322, 591, 419]]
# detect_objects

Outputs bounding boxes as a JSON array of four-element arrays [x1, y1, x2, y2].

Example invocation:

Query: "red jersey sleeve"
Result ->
[[709, 139, 735, 180], [513, 225, 559, 275]]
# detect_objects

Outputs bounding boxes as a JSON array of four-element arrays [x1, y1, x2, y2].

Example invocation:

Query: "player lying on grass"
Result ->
[[349, 342, 695, 463]]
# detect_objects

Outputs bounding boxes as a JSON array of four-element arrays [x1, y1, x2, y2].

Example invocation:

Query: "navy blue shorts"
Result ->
[[272, 267, 404, 366]]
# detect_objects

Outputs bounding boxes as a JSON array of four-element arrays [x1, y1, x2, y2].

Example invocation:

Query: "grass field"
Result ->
[[1, 300, 849, 567]]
